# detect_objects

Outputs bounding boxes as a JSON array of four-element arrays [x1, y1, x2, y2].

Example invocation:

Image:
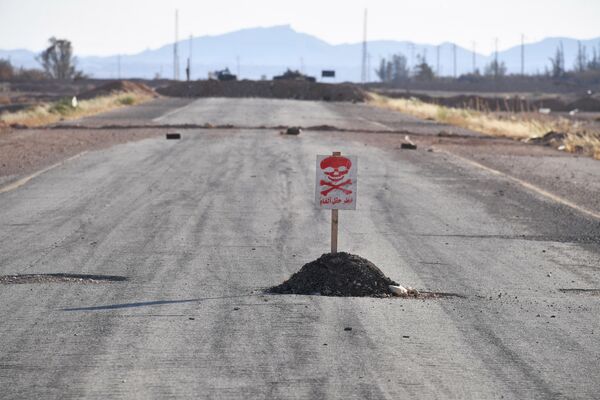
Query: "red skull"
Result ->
[[320, 156, 352, 182]]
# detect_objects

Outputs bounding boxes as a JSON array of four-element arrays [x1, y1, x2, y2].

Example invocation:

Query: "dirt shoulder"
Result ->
[[0, 127, 162, 186]]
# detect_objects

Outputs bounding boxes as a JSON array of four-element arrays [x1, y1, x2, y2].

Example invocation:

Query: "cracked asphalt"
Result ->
[[1, 98, 599, 399]]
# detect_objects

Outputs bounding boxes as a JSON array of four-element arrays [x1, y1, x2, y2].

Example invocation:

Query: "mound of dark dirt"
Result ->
[[156, 80, 366, 102], [269, 252, 398, 297], [78, 80, 156, 100]]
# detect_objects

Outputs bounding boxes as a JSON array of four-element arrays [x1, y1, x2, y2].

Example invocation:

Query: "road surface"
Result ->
[[1, 98, 599, 399]]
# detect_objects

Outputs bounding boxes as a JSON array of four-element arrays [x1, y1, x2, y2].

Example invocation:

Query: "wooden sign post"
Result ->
[[316, 151, 358, 254]]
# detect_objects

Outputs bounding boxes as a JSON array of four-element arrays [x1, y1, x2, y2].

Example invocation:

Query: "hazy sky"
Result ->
[[1, 0, 599, 56]]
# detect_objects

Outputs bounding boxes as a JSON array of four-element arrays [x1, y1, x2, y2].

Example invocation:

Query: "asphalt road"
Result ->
[[1, 98, 599, 399]]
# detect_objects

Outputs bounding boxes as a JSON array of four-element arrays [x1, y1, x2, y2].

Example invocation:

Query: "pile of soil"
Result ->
[[78, 80, 156, 100], [156, 80, 366, 102], [269, 252, 398, 297]]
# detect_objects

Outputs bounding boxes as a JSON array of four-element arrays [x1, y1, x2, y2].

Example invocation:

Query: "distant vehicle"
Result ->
[[273, 69, 316, 83], [209, 68, 237, 81]]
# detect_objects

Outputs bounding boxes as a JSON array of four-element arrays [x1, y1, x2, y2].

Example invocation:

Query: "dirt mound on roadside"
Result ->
[[269, 252, 398, 297], [78, 80, 156, 100], [156, 80, 366, 102]]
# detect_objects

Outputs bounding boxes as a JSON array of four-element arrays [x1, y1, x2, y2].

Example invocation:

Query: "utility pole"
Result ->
[[436, 45, 440, 76], [367, 53, 371, 82], [453, 43, 457, 78], [494, 38, 499, 79], [521, 34, 525, 75], [185, 35, 194, 82], [173, 9, 179, 80], [495, 38, 499, 66], [472, 41, 476, 73], [360, 8, 368, 83]]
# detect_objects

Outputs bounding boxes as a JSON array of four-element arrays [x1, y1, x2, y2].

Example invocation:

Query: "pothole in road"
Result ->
[[559, 288, 600, 296], [267, 252, 466, 299], [0, 273, 128, 285]]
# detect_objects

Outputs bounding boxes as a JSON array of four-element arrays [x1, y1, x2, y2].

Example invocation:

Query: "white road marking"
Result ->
[[445, 151, 600, 221], [153, 100, 198, 122], [0, 152, 88, 195], [356, 116, 392, 131]]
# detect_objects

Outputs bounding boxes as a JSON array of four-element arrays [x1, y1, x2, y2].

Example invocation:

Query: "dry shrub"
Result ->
[[0, 92, 153, 128], [368, 93, 600, 159]]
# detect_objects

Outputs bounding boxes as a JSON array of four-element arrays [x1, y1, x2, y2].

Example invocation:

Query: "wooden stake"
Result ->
[[331, 209, 338, 253], [331, 151, 341, 254]]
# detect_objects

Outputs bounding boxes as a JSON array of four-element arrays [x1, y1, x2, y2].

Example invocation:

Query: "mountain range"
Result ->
[[1, 25, 599, 82]]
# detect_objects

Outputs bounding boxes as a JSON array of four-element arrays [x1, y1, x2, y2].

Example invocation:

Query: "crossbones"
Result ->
[[320, 179, 353, 196]]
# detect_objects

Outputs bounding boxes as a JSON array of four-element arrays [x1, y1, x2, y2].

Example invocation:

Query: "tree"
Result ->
[[549, 42, 565, 78], [414, 54, 434, 81], [575, 41, 588, 73], [588, 45, 600, 71], [375, 53, 409, 83], [37, 37, 82, 80], [484, 59, 507, 78], [0, 58, 14, 80]]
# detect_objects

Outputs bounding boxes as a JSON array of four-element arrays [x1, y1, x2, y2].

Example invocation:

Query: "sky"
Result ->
[[1, 0, 599, 56]]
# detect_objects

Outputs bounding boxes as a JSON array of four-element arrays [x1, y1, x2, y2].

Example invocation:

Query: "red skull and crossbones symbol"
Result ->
[[320, 156, 353, 196]]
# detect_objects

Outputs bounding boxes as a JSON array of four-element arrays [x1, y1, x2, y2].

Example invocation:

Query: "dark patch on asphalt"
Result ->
[[46, 122, 499, 139], [165, 133, 181, 140], [416, 233, 600, 244], [416, 291, 467, 299], [268, 252, 398, 297], [0, 273, 128, 284], [559, 288, 600, 296]]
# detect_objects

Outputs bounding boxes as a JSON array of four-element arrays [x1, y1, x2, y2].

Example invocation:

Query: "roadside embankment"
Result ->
[[368, 93, 600, 160]]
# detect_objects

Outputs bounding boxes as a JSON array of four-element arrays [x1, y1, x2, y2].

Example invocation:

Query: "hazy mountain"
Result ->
[[2, 25, 599, 81]]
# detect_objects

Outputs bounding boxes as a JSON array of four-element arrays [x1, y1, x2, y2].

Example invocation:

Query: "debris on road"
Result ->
[[389, 285, 420, 297], [528, 131, 566, 147], [268, 252, 399, 297], [283, 127, 302, 135], [166, 133, 181, 140], [344, 327, 353, 331], [400, 135, 417, 150], [389, 285, 408, 296]]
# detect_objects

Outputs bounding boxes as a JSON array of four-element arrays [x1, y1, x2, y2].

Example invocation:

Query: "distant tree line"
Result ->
[[375, 40, 600, 83]]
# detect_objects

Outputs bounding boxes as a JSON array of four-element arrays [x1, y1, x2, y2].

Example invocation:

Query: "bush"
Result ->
[[118, 95, 135, 105], [48, 98, 74, 115], [0, 59, 14, 80]]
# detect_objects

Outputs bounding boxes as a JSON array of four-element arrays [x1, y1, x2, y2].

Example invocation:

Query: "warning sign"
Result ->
[[315, 154, 357, 210]]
